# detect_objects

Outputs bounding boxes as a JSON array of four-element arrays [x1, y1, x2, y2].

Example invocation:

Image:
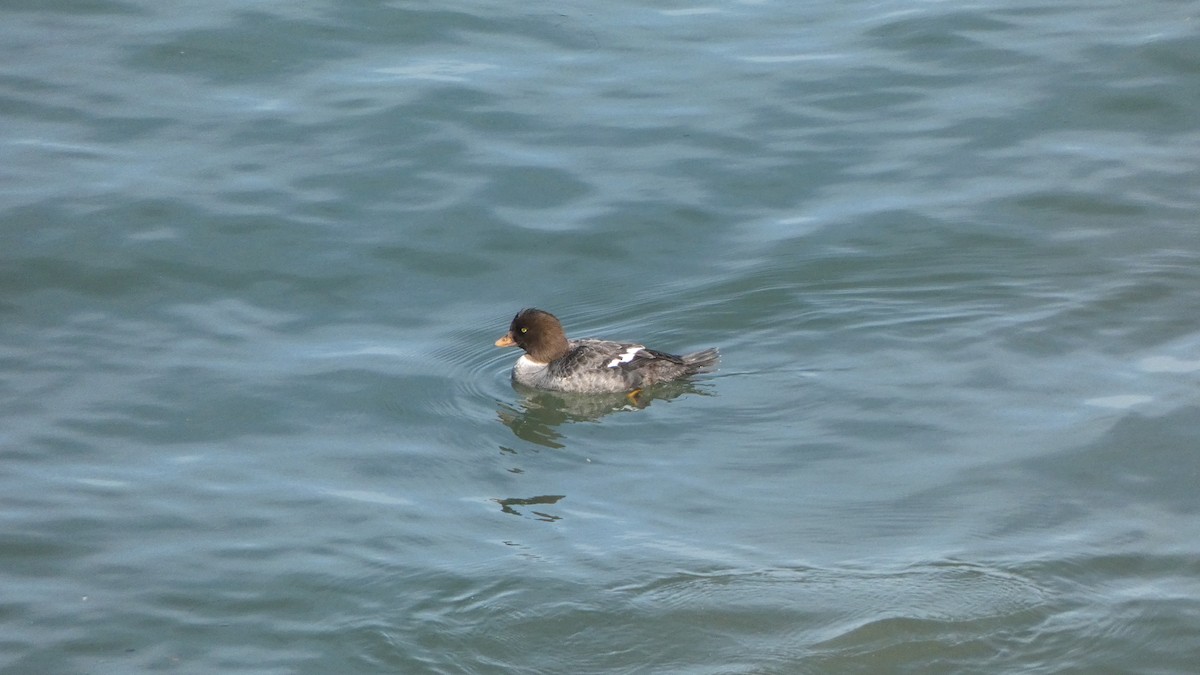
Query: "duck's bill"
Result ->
[[494, 333, 516, 347]]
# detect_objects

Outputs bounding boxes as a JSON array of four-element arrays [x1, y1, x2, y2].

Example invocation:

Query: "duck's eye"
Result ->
[[520, 327, 528, 333]]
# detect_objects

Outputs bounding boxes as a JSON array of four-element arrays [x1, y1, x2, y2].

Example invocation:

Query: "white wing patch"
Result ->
[[606, 345, 644, 368]]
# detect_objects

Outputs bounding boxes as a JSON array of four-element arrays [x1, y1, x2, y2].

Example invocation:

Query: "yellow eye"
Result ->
[[520, 327, 528, 333]]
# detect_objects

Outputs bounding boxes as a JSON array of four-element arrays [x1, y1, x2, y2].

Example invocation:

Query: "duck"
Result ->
[[494, 308, 719, 395]]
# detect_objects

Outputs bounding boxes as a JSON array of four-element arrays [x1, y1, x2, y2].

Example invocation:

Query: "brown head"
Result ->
[[494, 308, 571, 363]]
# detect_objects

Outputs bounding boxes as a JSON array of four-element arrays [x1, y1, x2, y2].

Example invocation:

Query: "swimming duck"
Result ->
[[494, 308, 719, 394]]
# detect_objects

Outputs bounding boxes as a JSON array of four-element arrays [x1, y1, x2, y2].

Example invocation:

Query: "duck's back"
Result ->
[[511, 339, 716, 393]]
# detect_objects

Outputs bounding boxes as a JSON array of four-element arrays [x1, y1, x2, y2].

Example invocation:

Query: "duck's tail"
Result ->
[[682, 348, 720, 374]]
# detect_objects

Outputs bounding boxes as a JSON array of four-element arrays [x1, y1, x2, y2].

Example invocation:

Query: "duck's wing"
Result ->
[[555, 339, 693, 390]]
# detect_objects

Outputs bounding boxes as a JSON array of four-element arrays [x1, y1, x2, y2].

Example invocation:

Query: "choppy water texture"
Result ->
[[3, 0, 1200, 673]]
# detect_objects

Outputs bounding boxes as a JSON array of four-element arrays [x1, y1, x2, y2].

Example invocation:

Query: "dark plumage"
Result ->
[[494, 308, 719, 393]]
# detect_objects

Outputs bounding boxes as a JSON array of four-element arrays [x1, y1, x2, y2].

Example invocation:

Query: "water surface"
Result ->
[[3, 0, 1199, 672]]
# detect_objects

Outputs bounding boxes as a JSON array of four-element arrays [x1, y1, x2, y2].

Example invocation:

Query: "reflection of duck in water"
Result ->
[[494, 308, 719, 401], [494, 494, 564, 521], [497, 380, 714, 449]]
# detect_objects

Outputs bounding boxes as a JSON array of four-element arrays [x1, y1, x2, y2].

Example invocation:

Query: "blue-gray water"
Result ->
[[4, 1, 1200, 673]]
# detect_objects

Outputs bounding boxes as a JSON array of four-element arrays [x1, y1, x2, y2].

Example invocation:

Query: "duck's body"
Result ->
[[495, 308, 719, 394]]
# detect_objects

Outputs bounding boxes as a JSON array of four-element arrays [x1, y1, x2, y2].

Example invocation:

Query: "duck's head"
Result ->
[[494, 308, 570, 363]]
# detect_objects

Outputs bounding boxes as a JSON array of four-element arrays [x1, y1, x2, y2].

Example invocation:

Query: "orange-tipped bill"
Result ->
[[494, 332, 516, 348]]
